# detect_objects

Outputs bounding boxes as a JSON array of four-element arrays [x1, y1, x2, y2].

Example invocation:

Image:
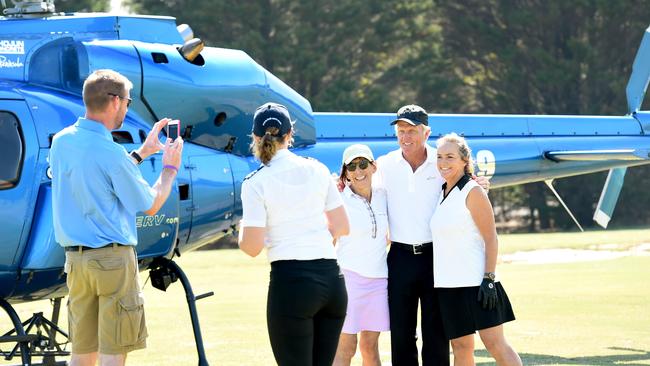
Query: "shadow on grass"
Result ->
[[475, 347, 650, 365]]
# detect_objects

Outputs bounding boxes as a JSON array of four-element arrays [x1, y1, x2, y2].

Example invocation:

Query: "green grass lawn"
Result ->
[[498, 227, 650, 254], [2, 230, 649, 365]]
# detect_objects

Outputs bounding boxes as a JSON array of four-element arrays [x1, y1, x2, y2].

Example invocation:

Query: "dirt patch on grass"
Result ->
[[500, 243, 650, 264]]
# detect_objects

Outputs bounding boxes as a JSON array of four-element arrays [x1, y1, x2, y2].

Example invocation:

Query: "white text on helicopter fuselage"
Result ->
[[0, 40, 24, 54], [136, 214, 178, 228], [0, 56, 23, 68]]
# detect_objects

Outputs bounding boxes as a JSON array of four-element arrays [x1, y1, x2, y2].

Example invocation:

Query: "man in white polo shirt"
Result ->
[[376, 104, 488, 366]]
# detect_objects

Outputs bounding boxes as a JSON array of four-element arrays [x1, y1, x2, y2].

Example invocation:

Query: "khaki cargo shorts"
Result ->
[[64, 244, 147, 354]]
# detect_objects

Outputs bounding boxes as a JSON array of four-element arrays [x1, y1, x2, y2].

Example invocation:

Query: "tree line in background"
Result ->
[[56, 0, 650, 232]]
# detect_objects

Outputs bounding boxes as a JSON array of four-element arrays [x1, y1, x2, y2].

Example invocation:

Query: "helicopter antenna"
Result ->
[[1, 0, 55, 18]]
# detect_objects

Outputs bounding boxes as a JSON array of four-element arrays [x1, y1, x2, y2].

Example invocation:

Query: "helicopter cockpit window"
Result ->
[[29, 38, 88, 94], [0, 112, 24, 190]]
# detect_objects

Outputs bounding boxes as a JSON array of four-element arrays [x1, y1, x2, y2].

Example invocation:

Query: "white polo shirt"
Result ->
[[336, 186, 389, 278], [240, 149, 344, 262], [376, 144, 444, 245], [430, 176, 499, 287]]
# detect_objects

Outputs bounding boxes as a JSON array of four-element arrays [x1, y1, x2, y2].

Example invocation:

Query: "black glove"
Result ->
[[477, 278, 498, 310]]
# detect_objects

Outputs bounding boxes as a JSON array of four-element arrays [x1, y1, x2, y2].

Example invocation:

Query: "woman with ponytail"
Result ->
[[238, 102, 350, 366], [430, 133, 521, 366]]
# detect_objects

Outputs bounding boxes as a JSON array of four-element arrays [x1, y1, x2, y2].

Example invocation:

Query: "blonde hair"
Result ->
[[250, 127, 293, 165], [82, 69, 133, 113], [436, 132, 474, 175]]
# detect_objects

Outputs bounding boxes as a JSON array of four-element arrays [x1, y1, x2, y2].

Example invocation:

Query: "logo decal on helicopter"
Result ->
[[0, 40, 24, 54], [0, 55, 23, 68], [136, 214, 179, 228], [475, 149, 496, 178]]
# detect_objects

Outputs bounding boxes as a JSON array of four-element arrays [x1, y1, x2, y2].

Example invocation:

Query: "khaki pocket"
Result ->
[[64, 260, 74, 289], [116, 292, 147, 346], [67, 299, 75, 343], [88, 257, 124, 271]]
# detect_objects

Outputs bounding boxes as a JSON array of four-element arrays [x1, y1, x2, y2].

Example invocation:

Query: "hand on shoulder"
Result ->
[[472, 175, 490, 193]]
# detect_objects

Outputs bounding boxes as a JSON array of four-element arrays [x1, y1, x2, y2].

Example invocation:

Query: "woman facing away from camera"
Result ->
[[430, 133, 522, 366], [238, 102, 350, 366], [333, 144, 390, 366]]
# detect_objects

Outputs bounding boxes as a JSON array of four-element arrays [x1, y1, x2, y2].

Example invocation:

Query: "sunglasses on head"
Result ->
[[346, 158, 370, 172]]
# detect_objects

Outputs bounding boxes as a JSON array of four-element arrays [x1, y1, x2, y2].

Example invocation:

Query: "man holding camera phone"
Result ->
[[49, 69, 183, 366], [166, 119, 180, 142]]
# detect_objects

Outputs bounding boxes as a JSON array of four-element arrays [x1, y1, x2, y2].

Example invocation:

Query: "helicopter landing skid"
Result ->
[[1, 297, 70, 366], [149, 258, 213, 366]]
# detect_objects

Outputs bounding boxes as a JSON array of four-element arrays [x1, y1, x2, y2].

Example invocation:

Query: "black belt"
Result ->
[[64, 243, 126, 252], [391, 241, 432, 255]]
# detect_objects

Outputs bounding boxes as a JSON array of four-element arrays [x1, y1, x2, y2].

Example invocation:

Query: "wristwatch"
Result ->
[[130, 150, 143, 165], [483, 272, 496, 281]]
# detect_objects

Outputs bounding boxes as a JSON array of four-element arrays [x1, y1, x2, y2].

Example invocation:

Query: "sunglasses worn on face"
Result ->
[[347, 159, 370, 172], [107, 93, 132, 107]]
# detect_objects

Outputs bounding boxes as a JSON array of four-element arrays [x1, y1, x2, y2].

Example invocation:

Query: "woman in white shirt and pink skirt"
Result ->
[[333, 144, 390, 366]]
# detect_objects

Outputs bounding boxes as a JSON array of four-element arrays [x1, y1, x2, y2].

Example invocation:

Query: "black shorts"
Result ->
[[437, 282, 515, 340]]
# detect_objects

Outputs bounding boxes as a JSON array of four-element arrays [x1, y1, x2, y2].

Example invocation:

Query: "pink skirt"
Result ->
[[341, 269, 390, 334]]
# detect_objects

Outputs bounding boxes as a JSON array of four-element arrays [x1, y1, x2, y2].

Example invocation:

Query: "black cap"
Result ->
[[253, 102, 292, 137], [390, 104, 428, 126]]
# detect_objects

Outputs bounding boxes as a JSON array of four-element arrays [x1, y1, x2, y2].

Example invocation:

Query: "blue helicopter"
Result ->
[[1, 1, 650, 365]]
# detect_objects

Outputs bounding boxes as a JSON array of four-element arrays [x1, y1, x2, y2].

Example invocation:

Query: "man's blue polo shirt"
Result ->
[[49, 118, 156, 248]]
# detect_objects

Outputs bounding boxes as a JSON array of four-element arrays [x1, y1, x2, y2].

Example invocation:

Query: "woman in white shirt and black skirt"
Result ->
[[333, 144, 390, 366], [238, 102, 350, 366], [430, 133, 522, 366]]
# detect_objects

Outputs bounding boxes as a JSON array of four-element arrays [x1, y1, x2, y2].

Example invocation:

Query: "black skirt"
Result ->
[[437, 282, 515, 340]]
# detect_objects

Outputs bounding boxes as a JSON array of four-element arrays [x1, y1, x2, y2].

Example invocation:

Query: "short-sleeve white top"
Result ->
[[240, 149, 344, 262], [375, 144, 444, 245], [430, 176, 498, 287], [336, 186, 389, 278]]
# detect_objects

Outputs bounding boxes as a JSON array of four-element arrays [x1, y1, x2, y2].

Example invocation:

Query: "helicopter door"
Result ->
[[184, 153, 235, 249], [133, 153, 179, 258], [0, 100, 39, 285]]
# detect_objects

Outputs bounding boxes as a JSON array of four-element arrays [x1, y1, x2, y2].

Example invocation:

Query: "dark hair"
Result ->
[[338, 159, 375, 188], [250, 127, 292, 165], [338, 164, 349, 188]]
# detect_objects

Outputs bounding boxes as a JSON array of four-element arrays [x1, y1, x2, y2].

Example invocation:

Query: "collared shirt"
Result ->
[[240, 149, 344, 262], [336, 186, 389, 278], [375, 143, 444, 244], [50, 117, 156, 248], [430, 175, 497, 287]]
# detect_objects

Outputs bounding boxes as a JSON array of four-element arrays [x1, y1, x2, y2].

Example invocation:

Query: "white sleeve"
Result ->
[[240, 180, 266, 227], [323, 165, 344, 211]]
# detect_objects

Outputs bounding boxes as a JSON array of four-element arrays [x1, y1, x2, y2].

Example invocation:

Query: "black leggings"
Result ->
[[267, 259, 347, 366]]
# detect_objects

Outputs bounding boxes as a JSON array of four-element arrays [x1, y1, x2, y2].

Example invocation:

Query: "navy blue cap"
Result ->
[[390, 104, 429, 126], [253, 102, 292, 137]]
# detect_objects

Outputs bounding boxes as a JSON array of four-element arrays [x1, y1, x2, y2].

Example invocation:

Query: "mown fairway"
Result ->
[[2, 229, 649, 365]]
